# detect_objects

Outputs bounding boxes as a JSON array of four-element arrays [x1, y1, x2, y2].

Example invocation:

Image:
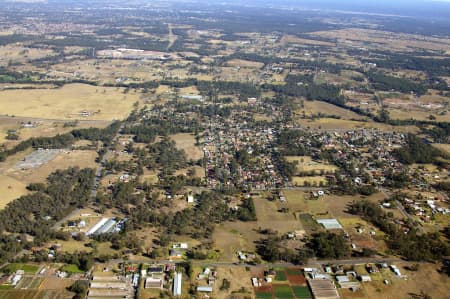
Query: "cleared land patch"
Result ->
[[0, 174, 29, 209], [0, 84, 140, 121], [170, 133, 203, 160], [226, 59, 265, 69], [254, 196, 303, 233], [285, 156, 337, 175], [6, 150, 98, 184], [298, 101, 365, 120]]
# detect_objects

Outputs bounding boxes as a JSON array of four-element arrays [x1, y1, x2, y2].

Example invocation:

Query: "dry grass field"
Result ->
[[0, 84, 140, 121], [226, 59, 265, 69], [170, 133, 203, 160], [0, 290, 74, 299], [213, 222, 259, 261], [39, 278, 74, 291], [297, 118, 418, 132], [47, 59, 167, 84], [326, 192, 387, 218], [292, 176, 328, 186], [282, 190, 330, 216], [219, 66, 260, 83], [178, 85, 200, 95], [297, 100, 366, 120], [339, 217, 387, 252], [433, 143, 450, 155], [0, 45, 54, 66], [175, 166, 205, 178], [140, 169, 159, 184], [255, 196, 303, 233], [312, 28, 450, 52], [344, 263, 450, 299], [52, 240, 93, 254], [280, 34, 335, 47], [0, 116, 110, 148], [314, 72, 362, 87], [0, 174, 29, 209], [286, 156, 337, 175], [387, 108, 450, 122], [284, 191, 387, 219], [5, 150, 98, 184], [213, 267, 253, 299]]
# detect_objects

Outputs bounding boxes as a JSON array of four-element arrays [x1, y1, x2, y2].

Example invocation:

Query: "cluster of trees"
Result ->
[[308, 232, 351, 259], [394, 133, 441, 164], [68, 280, 89, 299], [197, 80, 261, 100], [147, 138, 188, 173], [122, 117, 197, 143], [128, 191, 256, 241], [363, 54, 450, 77], [0, 67, 35, 83], [350, 200, 450, 261], [256, 233, 313, 264], [256, 229, 350, 263], [269, 74, 344, 105], [367, 71, 427, 95], [0, 121, 121, 162], [421, 122, 450, 143], [0, 167, 94, 263], [277, 129, 313, 156], [40, 33, 169, 52], [236, 198, 257, 221]]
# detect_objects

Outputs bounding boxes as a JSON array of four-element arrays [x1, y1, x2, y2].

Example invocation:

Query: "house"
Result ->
[[148, 265, 164, 274], [68, 221, 77, 228], [197, 286, 213, 292], [336, 276, 350, 283], [359, 275, 372, 282], [247, 98, 258, 105], [366, 264, 379, 273], [173, 243, 188, 249], [187, 194, 195, 203], [390, 265, 402, 276], [170, 249, 184, 258], [251, 277, 261, 287], [237, 251, 247, 260]]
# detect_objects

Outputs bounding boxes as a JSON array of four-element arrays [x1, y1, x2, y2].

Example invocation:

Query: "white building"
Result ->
[[173, 272, 182, 296]]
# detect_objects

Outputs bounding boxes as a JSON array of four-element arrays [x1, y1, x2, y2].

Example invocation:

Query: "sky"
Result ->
[[252, 0, 450, 20]]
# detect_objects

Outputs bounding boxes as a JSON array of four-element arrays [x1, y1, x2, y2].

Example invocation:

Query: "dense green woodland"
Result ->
[[394, 133, 443, 164], [0, 168, 94, 264], [350, 200, 450, 261]]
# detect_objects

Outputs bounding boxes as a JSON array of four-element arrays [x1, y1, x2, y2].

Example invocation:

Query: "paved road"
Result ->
[[0, 114, 112, 124], [108, 256, 403, 268], [380, 188, 415, 221], [90, 123, 124, 199], [51, 123, 123, 230]]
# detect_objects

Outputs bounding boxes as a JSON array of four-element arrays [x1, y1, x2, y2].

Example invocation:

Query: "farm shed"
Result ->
[[307, 279, 340, 299], [316, 219, 343, 230]]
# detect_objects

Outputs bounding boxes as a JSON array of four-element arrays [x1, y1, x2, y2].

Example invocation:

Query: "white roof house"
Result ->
[[197, 286, 213, 292]]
